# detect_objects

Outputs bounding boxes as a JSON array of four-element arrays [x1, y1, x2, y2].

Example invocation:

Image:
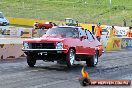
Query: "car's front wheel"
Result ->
[[27, 55, 36, 67], [66, 48, 75, 68], [86, 51, 98, 67]]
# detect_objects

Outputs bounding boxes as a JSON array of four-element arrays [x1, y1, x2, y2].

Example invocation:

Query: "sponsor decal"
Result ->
[[79, 67, 131, 86], [121, 38, 132, 49], [21, 29, 31, 38], [113, 39, 121, 48], [114, 26, 128, 36]]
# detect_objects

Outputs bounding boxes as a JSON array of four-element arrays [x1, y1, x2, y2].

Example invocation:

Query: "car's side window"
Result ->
[[73, 28, 79, 38], [85, 30, 94, 41], [79, 28, 87, 37]]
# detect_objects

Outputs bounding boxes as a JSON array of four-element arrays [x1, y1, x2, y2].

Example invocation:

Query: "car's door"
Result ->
[[85, 30, 96, 55], [76, 28, 89, 54]]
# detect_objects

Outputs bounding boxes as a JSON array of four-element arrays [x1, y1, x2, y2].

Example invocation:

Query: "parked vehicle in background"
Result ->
[[22, 26, 103, 68], [33, 22, 56, 29], [65, 18, 78, 26], [0, 12, 9, 26]]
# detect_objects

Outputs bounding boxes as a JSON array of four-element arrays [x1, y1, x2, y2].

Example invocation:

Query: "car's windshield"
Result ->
[[0, 13, 4, 18], [46, 27, 79, 38]]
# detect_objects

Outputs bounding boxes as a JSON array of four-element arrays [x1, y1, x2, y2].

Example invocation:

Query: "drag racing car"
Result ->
[[22, 26, 103, 68], [33, 22, 55, 29]]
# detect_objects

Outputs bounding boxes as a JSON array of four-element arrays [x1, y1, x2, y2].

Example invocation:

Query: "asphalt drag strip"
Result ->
[[0, 50, 132, 88]]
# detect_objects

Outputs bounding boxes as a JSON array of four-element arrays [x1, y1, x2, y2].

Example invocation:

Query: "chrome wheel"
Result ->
[[66, 49, 75, 68], [93, 53, 98, 65], [69, 50, 75, 65]]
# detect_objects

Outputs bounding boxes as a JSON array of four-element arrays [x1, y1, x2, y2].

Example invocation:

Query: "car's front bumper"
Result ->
[[22, 48, 67, 52], [22, 48, 68, 60]]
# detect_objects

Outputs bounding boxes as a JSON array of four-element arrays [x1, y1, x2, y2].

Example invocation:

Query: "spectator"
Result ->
[[123, 19, 126, 27], [130, 27, 132, 37], [108, 26, 116, 37], [33, 22, 39, 29], [126, 26, 132, 37], [112, 26, 116, 36], [94, 23, 102, 41]]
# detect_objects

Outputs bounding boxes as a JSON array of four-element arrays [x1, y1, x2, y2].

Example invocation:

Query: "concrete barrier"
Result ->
[[0, 44, 24, 60], [0, 26, 34, 38], [105, 37, 132, 51], [0, 38, 27, 60], [106, 37, 121, 51], [21, 28, 32, 38]]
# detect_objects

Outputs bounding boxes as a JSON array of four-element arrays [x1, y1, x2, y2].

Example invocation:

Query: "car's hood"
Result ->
[[24, 34, 65, 43]]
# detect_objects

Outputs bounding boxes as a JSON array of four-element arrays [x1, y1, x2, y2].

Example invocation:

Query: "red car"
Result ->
[[33, 22, 54, 29], [22, 26, 103, 68]]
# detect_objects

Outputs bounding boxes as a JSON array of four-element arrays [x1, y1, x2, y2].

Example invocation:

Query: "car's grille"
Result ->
[[31, 43, 55, 49]]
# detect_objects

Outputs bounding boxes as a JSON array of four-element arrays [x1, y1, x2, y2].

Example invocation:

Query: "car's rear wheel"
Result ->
[[66, 48, 75, 68], [86, 51, 98, 67], [27, 55, 36, 67]]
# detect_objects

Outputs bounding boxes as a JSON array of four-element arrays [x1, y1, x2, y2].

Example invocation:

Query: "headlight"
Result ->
[[56, 42, 63, 49], [23, 42, 29, 49]]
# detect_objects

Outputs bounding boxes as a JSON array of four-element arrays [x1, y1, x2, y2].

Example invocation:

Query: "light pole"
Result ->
[[109, 0, 112, 25], [109, 0, 112, 7]]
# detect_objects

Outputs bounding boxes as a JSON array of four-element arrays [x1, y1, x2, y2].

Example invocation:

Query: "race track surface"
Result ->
[[0, 49, 132, 88]]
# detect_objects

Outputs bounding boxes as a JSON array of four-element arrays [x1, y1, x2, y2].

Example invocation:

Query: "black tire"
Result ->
[[86, 51, 98, 67], [27, 55, 36, 67], [66, 48, 75, 68]]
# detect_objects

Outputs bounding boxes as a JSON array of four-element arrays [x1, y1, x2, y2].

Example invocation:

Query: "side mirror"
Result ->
[[80, 35, 87, 40]]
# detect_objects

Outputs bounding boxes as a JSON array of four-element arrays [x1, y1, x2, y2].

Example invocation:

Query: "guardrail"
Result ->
[[102, 37, 132, 51], [0, 26, 41, 38]]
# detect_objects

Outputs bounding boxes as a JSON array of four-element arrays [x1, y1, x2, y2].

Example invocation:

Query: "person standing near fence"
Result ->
[[108, 26, 116, 37], [126, 26, 132, 37], [94, 23, 102, 41], [131, 27, 132, 37]]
